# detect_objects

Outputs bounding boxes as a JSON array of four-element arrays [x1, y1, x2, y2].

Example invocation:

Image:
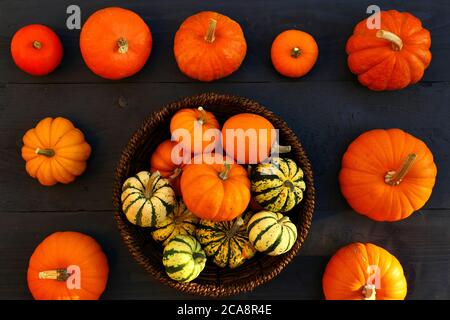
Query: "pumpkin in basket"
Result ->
[[27, 231, 109, 300], [174, 11, 247, 81], [339, 129, 437, 221], [180, 155, 251, 221], [196, 212, 256, 268], [323, 243, 407, 300], [152, 198, 198, 246], [121, 171, 176, 227], [21, 117, 91, 186], [163, 234, 206, 282], [247, 211, 297, 256], [251, 157, 306, 213], [346, 10, 431, 90]]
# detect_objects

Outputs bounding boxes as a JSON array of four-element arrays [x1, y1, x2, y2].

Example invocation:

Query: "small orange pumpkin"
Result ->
[[21, 117, 91, 186], [180, 155, 250, 221], [174, 11, 247, 81], [323, 243, 407, 300], [271, 30, 319, 78], [27, 231, 109, 300], [346, 10, 432, 90], [339, 128, 437, 221]]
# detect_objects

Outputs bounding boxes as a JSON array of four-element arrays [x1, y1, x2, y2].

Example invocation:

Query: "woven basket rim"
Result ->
[[112, 92, 315, 297]]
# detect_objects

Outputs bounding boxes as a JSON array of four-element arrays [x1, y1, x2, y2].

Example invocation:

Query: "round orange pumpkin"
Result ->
[[21, 117, 91, 186], [180, 155, 250, 221], [346, 10, 431, 90], [271, 30, 319, 78], [80, 7, 152, 80], [323, 243, 407, 300], [174, 11, 247, 81], [339, 128, 437, 222], [27, 231, 109, 300]]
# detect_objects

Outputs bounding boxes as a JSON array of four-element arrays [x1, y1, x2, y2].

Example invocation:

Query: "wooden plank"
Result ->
[[0, 0, 449, 84], [1, 82, 449, 212]]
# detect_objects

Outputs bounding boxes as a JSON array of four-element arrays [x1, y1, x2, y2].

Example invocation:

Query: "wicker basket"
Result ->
[[112, 92, 315, 297]]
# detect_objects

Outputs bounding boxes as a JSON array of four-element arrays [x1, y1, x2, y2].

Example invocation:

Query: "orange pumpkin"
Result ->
[[346, 10, 431, 90], [80, 7, 152, 80], [271, 30, 319, 78], [170, 107, 221, 154], [339, 129, 437, 222], [174, 11, 247, 81], [180, 155, 250, 221], [27, 231, 109, 300], [21, 117, 91, 186], [323, 243, 407, 300]]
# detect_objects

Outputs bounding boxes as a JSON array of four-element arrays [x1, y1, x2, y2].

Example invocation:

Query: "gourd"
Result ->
[[196, 212, 256, 268], [247, 211, 297, 256], [121, 171, 176, 227], [251, 157, 306, 213]]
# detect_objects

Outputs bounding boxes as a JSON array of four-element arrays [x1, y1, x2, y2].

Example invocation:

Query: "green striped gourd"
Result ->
[[247, 211, 297, 256], [152, 198, 198, 246], [196, 212, 256, 268], [251, 157, 306, 213], [162, 234, 206, 282], [121, 171, 176, 227]]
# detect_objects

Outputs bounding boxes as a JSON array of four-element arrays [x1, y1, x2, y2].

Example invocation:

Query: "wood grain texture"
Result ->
[[0, 0, 449, 300]]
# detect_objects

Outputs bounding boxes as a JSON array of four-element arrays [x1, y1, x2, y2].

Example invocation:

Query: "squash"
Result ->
[[121, 171, 176, 227], [247, 211, 297, 256], [271, 29, 318, 78], [11, 24, 63, 76], [323, 243, 407, 300], [21, 117, 91, 186], [80, 7, 152, 80], [152, 198, 198, 246], [251, 157, 306, 213], [162, 234, 206, 282], [174, 11, 247, 81], [170, 107, 220, 155], [180, 155, 250, 221], [27, 231, 109, 300], [196, 212, 256, 268], [340, 129, 437, 221], [346, 10, 432, 90]]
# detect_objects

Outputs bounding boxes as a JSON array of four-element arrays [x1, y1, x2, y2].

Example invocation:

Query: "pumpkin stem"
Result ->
[[145, 171, 160, 199], [283, 180, 295, 191], [291, 47, 301, 58], [169, 167, 182, 180], [362, 284, 376, 300], [271, 144, 291, 154], [204, 18, 217, 43], [277, 216, 290, 224], [385, 153, 417, 186], [35, 148, 55, 157], [38, 269, 70, 282], [226, 216, 244, 239], [117, 37, 129, 54], [197, 106, 207, 125], [376, 30, 403, 51], [219, 162, 231, 180], [193, 252, 207, 265], [33, 40, 42, 49]]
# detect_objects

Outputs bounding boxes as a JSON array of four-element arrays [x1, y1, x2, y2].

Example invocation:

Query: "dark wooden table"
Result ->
[[1, 0, 449, 300]]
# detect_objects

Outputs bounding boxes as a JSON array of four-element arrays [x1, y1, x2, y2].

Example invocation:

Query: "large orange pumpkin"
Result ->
[[180, 155, 250, 221], [174, 11, 247, 81], [27, 231, 109, 300], [21, 117, 91, 186], [339, 129, 437, 221], [346, 10, 431, 91], [80, 7, 152, 80], [323, 243, 407, 300]]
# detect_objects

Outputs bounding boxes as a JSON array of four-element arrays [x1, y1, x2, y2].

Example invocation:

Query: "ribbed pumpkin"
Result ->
[[247, 211, 297, 256], [340, 129, 437, 221], [251, 157, 306, 213], [21, 117, 91, 186], [121, 171, 176, 227], [162, 234, 206, 282], [152, 198, 198, 246], [323, 243, 407, 300], [346, 10, 432, 90], [196, 212, 256, 268]]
